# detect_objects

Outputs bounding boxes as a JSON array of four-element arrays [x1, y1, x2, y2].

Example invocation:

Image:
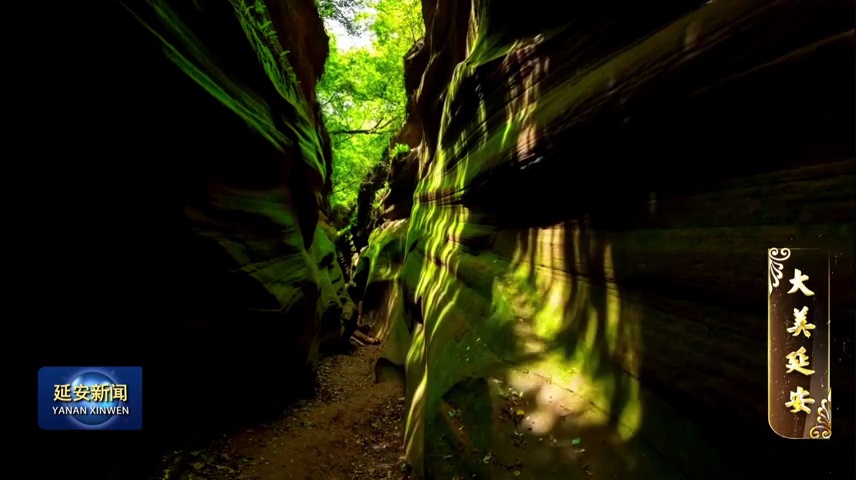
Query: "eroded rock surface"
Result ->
[[356, 0, 855, 478], [27, 0, 355, 444]]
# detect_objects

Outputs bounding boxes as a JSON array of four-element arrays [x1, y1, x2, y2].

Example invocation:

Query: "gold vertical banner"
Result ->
[[768, 248, 831, 439]]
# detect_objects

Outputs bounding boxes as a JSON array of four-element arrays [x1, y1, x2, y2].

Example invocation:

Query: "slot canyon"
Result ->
[[19, 1, 855, 479]]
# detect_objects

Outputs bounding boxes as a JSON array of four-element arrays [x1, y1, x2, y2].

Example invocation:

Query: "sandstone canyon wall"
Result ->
[[24, 0, 354, 436], [355, 0, 855, 478]]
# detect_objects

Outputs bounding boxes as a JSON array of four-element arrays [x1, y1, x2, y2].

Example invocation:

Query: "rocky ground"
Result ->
[[145, 344, 681, 480], [153, 345, 413, 480], [427, 370, 683, 480]]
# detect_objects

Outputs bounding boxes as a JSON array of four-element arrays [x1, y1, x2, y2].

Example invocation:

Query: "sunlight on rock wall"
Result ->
[[355, 0, 854, 478], [405, 23, 649, 474], [361, 219, 412, 350]]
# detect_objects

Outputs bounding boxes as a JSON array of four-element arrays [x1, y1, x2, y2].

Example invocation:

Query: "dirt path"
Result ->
[[148, 345, 680, 480], [158, 345, 412, 480]]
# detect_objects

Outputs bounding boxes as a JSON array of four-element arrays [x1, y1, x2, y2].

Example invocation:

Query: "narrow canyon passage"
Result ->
[[21, 1, 854, 480], [158, 346, 413, 480], [150, 343, 683, 480]]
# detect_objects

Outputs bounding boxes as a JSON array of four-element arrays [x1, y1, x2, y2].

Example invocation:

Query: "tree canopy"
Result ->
[[316, 0, 424, 219]]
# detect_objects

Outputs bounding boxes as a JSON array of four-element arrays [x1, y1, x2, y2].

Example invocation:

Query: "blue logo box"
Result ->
[[38, 366, 143, 430]]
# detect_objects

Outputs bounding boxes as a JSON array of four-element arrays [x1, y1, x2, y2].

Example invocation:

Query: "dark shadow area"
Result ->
[[15, 2, 328, 478]]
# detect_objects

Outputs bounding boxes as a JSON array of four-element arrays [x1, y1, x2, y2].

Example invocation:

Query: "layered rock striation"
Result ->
[[26, 0, 356, 431], [355, 0, 855, 478]]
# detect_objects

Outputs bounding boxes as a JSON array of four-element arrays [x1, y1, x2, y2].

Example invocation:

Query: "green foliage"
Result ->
[[316, 0, 366, 35], [392, 143, 410, 156], [317, 0, 424, 212], [372, 181, 391, 212]]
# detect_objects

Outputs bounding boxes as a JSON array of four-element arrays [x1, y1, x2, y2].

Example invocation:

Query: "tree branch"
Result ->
[[329, 117, 395, 135]]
